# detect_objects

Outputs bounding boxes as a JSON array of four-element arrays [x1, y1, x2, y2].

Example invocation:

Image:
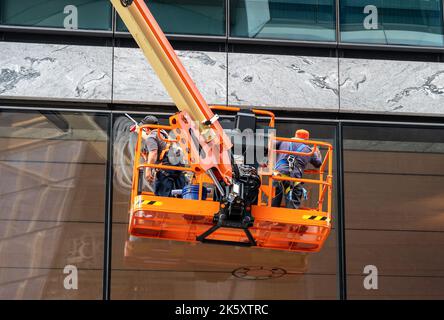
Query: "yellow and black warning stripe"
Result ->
[[302, 215, 330, 222], [136, 199, 163, 206]]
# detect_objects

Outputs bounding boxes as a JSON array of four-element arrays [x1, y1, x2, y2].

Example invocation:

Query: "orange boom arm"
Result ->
[[111, 0, 233, 185]]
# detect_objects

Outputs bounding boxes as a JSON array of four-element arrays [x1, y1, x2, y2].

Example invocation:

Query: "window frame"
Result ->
[[0, 1, 442, 53], [337, 0, 444, 49], [0, 0, 115, 33]]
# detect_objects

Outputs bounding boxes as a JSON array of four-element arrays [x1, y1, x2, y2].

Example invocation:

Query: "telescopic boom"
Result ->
[[111, 0, 233, 185]]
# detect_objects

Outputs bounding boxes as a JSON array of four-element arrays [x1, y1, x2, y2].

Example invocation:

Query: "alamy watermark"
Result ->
[[63, 265, 78, 290], [363, 265, 378, 290], [363, 4, 379, 30], [152, 124, 277, 168], [63, 5, 78, 30]]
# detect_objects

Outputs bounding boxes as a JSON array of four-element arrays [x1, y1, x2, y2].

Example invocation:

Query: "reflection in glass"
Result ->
[[0, 110, 108, 299], [340, 0, 444, 47], [344, 125, 444, 299], [116, 0, 226, 36], [0, 0, 112, 30], [230, 0, 336, 41]]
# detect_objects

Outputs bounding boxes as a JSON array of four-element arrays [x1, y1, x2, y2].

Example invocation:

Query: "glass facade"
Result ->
[[344, 125, 444, 299], [1, 0, 444, 47], [0, 110, 108, 299], [116, 0, 226, 36], [0, 0, 112, 30], [230, 0, 336, 41], [340, 0, 444, 47], [0, 107, 443, 300]]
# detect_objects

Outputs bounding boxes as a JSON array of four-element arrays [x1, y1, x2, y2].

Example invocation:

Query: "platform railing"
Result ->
[[131, 124, 333, 220], [259, 136, 333, 219]]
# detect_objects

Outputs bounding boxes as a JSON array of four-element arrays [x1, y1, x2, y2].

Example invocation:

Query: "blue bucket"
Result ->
[[182, 185, 207, 200]]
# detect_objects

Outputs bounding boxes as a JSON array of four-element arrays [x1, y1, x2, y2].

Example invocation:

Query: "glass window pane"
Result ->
[[0, 109, 108, 299], [116, 0, 226, 36], [0, 0, 112, 30], [230, 0, 336, 41], [344, 125, 444, 299], [340, 0, 444, 47], [111, 113, 338, 299]]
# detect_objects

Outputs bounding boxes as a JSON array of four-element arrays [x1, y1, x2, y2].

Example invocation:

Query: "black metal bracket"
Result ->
[[120, 0, 133, 7], [196, 223, 257, 247]]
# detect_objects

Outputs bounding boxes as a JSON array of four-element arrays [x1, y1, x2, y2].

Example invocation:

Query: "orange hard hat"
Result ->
[[295, 129, 310, 140]]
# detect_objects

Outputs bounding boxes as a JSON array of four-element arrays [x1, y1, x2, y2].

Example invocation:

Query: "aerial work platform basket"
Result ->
[[128, 109, 333, 253]]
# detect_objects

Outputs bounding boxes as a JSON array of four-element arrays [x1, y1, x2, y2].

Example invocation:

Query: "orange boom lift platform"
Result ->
[[111, 0, 334, 253]]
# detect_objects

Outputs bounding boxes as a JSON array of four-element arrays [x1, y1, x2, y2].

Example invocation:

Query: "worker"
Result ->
[[138, 115, 186, 197], [272, 129, 322, 209]]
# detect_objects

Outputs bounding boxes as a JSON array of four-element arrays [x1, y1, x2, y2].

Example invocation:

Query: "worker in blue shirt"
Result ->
[[272, 129, 322, 209]]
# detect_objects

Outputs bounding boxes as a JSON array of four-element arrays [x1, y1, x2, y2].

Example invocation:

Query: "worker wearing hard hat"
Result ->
[[133, 115, 186, 197], [272, 129, 322, 209]]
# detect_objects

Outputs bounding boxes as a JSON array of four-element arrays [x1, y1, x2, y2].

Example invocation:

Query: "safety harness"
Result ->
[[159, 136, 170, 163], [274, 143, 307, 174], [274, 143, 309, 202], [152, 129, 170, 163]]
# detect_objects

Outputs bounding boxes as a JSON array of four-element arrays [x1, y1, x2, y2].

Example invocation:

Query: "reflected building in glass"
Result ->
[[230, 0, 336, 41], [340, 0, 444, 47]]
